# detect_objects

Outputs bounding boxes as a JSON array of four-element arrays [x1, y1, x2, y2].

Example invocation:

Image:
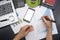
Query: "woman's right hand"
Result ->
[[42, 16, 52, 30]]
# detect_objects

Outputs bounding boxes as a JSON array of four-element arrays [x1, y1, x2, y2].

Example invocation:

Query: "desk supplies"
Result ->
[[23, 8, 35, 23], [26, 0, 41, 8], [0, 19, 8, 22], [45, 0, 56, 6], [42, 0, 56, 9], [11, 4, 58, 40], [13, 0, 25, 8], [45, 16, 56, 23]]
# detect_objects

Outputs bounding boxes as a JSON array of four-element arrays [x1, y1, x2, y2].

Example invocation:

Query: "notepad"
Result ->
[[45, 0, 56, 6]]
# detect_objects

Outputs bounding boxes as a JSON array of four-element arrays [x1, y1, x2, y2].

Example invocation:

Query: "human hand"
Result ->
[[42, 16, 52, 40], [42, 16, 52, 30], [18, 25, 33, 39]]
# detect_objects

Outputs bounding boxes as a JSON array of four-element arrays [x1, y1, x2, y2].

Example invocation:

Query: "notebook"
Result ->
[[45, 0, 56, 6]]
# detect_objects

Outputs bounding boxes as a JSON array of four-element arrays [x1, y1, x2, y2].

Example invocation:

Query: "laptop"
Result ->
[[0, 1, 18, 28]]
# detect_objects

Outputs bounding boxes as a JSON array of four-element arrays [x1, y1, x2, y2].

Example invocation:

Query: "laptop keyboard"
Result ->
[[0, 2, 13, 16]]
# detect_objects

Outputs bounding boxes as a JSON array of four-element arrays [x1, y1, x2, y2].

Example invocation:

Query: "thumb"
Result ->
[[42, 17, 47, 23]]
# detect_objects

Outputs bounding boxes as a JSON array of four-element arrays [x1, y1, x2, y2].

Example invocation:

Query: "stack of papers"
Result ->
[[11, 4, 58, 40]]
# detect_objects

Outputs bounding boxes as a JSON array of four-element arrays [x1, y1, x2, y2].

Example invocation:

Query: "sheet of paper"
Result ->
[[11, 4, 58, 40]]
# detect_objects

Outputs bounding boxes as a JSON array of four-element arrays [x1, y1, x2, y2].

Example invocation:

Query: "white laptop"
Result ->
[[0, 1, 18, 28]]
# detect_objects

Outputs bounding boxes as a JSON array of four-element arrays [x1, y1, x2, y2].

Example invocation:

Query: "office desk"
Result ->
[[0, 0, 60, 40]]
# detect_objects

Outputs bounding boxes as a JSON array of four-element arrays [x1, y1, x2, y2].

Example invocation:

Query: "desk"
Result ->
[[0, 0, 60, 40]]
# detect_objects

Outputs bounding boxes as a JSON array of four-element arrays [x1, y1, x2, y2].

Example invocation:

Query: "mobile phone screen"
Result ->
[[23, 8, 35, 22]]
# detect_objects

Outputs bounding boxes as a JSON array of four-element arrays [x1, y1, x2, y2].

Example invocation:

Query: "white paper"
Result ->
[[11, 4, 58, 40]]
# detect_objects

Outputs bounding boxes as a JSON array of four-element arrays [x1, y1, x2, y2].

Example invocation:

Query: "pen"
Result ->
[[0, 19, 8, 22], [45, 17, 56, 23], [50, 20, 56, 23]]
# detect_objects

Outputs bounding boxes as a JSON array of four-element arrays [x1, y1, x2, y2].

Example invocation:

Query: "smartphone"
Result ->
[[23, 8, 35, 23]]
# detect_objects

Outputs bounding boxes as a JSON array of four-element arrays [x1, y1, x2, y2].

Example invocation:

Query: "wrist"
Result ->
[[18, 32, 23, 39], [47, 25, 52, 30], [13, 34, 21, 40], [47, 28, 52, 32], [13, 33, 23, 40]]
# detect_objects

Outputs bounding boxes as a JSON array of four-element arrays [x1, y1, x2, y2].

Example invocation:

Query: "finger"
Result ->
[[25, 25, 33, 31], [25, 29, 30, 35], [42, 16, 51, 21], [25, 25, 33, 32], [45, 16, 49, 19], [23, 25, 30, 30], [46, 16, 51, 19], [29, 26, 34, 32], [42, 16, 47, 22], [47, 16, 51, 20], [23, 25, 33, 30]]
